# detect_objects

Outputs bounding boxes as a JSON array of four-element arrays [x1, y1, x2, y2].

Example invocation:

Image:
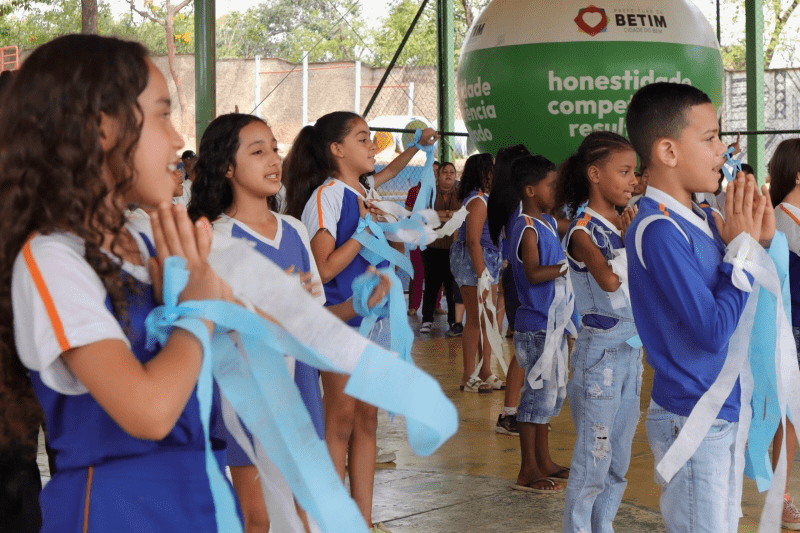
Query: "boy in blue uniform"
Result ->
[[624, 82, 774, 532]]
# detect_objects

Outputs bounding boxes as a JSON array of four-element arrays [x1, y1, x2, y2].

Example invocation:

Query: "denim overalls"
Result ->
[[563, 209, 644, 533]]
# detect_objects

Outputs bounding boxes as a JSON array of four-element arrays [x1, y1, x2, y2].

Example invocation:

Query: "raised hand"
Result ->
[[620, 205, 638, 240], [713, 173, 767, 245], [417, 127, 441, 147]]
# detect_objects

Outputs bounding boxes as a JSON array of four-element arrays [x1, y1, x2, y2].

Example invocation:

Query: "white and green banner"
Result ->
[[457, 0, 723, 165]]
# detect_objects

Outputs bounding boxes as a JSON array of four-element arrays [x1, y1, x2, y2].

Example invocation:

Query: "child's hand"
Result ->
[[620, 205, 638, 240], [366, 199, 389, 222], [757, 181, 775, 247], [714, 173, 767, 245], [298, 270, 323, 298], [730, 132, 742, 156], [417, 128, 440, 147], [150, 203, 226, 307], [365, 266, 392, 308]]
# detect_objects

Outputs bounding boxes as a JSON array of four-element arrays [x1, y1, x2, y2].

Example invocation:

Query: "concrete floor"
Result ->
[[36, 313, 798, 532]]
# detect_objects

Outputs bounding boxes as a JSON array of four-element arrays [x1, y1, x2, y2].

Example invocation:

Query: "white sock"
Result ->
[[502, 407, 517, 417]]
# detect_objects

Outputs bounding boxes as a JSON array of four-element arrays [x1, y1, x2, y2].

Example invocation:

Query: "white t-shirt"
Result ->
[[12, 226, 152, 395]]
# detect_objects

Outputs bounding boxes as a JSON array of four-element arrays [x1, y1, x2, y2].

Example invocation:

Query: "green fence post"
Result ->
[[745, 0, 765, 183], [194, 0, 215, 142], [437, 0, 454, 163]]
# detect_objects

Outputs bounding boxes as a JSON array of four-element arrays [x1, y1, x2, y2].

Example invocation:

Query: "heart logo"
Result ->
[[575, 5, 608, 37]]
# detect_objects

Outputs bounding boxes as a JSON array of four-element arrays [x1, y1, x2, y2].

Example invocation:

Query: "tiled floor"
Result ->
[[36, 313, 799, 532]]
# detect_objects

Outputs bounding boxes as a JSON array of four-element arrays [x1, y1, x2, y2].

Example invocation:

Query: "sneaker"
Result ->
[[783, 496, 800, 530], [376, 448, 396, 464], [419, 322, 432, 333], [370, 523, 393, 533], [446, 323, 463, 337], [495, 413, 519, 436]]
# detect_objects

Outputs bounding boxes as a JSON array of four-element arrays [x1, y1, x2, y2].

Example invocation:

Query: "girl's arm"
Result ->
[[568, 231, 621, 292], [310, 229, 364, 284], [372, 128, 440, 189], [62, 204, 228, 441], [465, 198, 487, 275], [519, 227, 566, 285]]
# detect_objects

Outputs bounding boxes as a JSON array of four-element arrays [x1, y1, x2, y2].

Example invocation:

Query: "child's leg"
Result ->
[[517, 422, 557, 489], [321, 371, 356, 480], [349, 399, 378, 526], [408, 249, 424, 311], [589, 345, 643, 533], [230, 465, 269, 533], [503, 359, 523, 408], [647, 402, 738, 533], [772, 419, 797, 494], [460, 285, 482, 386], [476, 284, 499, 381]]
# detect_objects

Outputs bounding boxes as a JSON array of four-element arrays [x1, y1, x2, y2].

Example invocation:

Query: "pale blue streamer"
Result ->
[[408, 128, 438, 213], [144, 257, 243, 533], [352, 268, 413, 363], [145, 257, 458, 530], [722, 145, 744, 182], [626, 335, 643, 349], [354, 214, 413, 275], [744, 232, 790, 491]]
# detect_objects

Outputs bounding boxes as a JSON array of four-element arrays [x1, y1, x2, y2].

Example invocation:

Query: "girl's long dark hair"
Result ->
[[0, 35, 150, 448], [188, 113, 277, 223], [769, 139, 800, 207], [487, 144, 530, 246], [555, 131, 633, 217], [458, 153, 494, 202], [283, 111, 362, 219]]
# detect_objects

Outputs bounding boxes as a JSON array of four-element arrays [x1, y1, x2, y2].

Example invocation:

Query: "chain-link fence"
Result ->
[[721, 69, 800, 175]]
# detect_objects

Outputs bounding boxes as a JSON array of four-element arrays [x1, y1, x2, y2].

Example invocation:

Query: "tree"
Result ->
[[721, 0, 800, 68], [126, 0, 193, 131], [217, 0, 368, 62], [370, 0, 490, 67], [82, 0, 97, 34]]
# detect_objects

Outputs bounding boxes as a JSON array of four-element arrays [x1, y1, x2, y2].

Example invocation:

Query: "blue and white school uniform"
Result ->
[[12, 227, 233, 533], [562, 208, 643, 533], [450, 190, 502, 287], [508, 212, 573, 425], [213, 213, 326, 464], [775, 203, 800, 359], [626, 187, 755, 533], [302, 177, 390, 346]]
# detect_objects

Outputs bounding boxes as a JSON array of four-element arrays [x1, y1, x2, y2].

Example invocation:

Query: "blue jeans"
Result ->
[[646, 401, 739, 533], [563, 319, 642, 533], [514, 330, 565, 424]]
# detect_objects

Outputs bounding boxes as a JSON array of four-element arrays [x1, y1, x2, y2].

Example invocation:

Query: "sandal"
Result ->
[[547, 467, 570, 482], [512, 478, 563, 494], [460, 376, 492, 394], [484, 374, 506, 390]]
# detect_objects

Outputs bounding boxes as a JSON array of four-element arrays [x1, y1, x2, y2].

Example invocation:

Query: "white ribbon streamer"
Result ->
[[607, 249, 629, 310], [470, 267, 508, 382]]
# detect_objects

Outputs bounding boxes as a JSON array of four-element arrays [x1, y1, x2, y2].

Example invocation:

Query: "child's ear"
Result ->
[[525, 184, 536, 198], [587, 165, 601, 184], [98, 112, 120, 152], [225, 164, 234, 178], [654, 138, 678, 168], [330, 141, 344, 159]]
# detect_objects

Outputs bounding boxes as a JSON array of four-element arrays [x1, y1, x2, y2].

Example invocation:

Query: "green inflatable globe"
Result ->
[[457, 0, 723, 165]]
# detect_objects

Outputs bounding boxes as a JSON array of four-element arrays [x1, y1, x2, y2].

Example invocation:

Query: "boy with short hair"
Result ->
[[624, 82, 773, 532]]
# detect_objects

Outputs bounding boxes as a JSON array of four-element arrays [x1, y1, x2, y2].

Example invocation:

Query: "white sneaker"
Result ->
[[376, 447, 396, 463], [419, 322, 432, 333], [783, 496, 800, 530]]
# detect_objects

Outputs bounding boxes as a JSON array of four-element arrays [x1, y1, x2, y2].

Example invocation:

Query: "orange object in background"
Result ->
[[1, 46, 19, 71]]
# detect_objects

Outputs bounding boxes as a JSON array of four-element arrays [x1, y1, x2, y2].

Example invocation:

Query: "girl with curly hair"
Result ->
[[1, 34, 240, 532], [449, 152, 505, 393], [556, 131, 642, 532]]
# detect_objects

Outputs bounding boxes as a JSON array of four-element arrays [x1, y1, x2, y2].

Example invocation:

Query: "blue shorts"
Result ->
[[449, 240, 501, 287], [514, 330, 565, 424]]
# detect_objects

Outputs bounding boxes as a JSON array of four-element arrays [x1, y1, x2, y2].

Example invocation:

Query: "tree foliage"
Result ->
[[721, 0, 800, 69]]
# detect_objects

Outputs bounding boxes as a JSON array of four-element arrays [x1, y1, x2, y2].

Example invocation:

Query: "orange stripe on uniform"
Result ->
[[658, 203, 670, 217], [22, 239, 70, 352], [576, 213, 592, 227], [780, 204, 800, 227], [316, 181, 337, 229], [83, 466, 93, 533]]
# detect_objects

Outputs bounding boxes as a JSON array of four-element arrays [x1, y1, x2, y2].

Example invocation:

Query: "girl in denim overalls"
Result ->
[[557, 132, 642, 533]]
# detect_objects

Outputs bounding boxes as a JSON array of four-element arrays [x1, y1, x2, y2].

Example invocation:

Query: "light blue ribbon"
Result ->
[[145, 256, 458, 531], [354, 214, 414, 275], [144, 257, 243, 533], [408, 128, 438, 213], [352, 268, 413, 364], [744, 232, 790, 491], [722, 145, 744, 182]]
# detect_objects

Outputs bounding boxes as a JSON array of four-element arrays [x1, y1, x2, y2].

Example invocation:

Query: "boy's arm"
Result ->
[[638, 219, 751, 353], [519, 227, 566, 285]]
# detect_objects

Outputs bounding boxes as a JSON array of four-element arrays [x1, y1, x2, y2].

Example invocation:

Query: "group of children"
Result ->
[[1, 32, 798, 533], [464, 81, 794, 533]]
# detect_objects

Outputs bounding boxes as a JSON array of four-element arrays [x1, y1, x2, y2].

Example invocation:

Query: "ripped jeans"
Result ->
[[563, 318, 643, 533]]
